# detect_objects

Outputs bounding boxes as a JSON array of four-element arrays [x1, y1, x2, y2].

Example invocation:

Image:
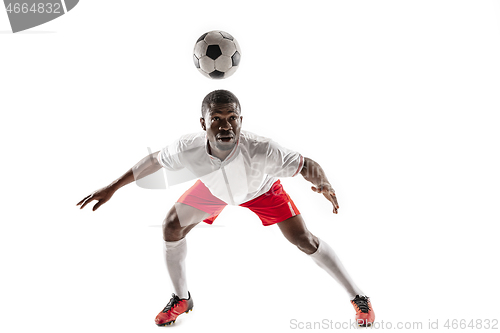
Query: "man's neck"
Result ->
[[208, 143, 232, 161]]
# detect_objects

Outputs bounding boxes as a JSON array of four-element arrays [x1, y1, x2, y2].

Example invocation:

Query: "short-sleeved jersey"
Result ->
[[157, 130, 304, 205]]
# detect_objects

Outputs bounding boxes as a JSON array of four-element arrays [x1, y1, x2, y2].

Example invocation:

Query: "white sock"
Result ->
[[164, 238, 189, 299], [309, 238, 364, 299]]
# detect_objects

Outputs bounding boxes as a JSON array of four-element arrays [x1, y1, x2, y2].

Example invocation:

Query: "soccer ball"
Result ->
[[193, 31, 241, 79]]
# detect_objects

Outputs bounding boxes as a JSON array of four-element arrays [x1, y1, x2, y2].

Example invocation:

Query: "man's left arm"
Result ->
[[299, 157, 340, 214]]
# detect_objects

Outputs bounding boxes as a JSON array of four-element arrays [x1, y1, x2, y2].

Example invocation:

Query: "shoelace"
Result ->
[[162, 294, 181, 313], [352, 295, 370, 313]]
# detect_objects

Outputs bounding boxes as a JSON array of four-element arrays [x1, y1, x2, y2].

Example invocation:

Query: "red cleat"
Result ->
[[351, 295, 375, 327], [155, 292, 193, 326]]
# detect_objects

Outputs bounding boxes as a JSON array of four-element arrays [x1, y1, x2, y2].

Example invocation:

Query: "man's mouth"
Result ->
[[216, 134, 234, 143]]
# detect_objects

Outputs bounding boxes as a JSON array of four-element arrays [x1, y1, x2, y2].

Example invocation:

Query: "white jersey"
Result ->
[[157, 130, 304, 205]]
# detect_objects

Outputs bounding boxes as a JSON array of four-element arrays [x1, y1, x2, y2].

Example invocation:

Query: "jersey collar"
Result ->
[[205, 134, 240, 164]]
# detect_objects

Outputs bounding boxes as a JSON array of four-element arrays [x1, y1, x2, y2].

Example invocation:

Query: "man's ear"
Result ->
[[200, 117, 206, 131]]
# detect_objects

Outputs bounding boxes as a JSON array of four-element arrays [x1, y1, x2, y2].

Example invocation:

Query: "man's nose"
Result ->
[[218, 119, 232, 130]]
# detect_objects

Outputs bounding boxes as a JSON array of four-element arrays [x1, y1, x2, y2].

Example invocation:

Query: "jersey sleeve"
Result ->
[[157, 139, 185, 171], [264, 140, 304, 178]]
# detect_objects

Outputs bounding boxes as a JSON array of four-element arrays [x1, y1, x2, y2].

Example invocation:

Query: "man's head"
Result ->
[[200, 90, 243, 156], [200, 89, 241, 118]]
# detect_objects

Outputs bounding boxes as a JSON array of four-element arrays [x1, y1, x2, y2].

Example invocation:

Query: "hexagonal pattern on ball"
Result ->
[[220, 31, 234, 41], [219, 39, 236, 56], [204, 31, 223, 45], [194, 41, 208, 58], [215, 56, 232, 72], [196, 32, 208, 43], [225, 65, 239, 78], [193, 55, 200, 69], [233, 39, 241, 53], [199, 56, 215, 73], [196, 68, 210, 78]]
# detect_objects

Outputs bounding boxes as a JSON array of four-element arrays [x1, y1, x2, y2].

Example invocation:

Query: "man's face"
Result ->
[[200, 102, 243, 152]]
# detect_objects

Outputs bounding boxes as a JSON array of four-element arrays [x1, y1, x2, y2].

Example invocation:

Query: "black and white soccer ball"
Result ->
[[193, 31, 241, 79]]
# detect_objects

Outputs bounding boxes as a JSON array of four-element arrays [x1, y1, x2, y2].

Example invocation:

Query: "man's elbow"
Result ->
[[300, 157, 312, 176]]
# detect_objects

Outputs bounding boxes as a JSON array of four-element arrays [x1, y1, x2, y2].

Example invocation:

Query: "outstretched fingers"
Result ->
[[311, 184, 339, 214], [329, 192, 339, 208], [77, 186, 114, 211], [329, 192, 339, 214], [321, 192, 338, 214], [79, 196, 95, 209], [76, 195, 91, 207], [92, 201, 103, 211], [77, 192, 102, 210]]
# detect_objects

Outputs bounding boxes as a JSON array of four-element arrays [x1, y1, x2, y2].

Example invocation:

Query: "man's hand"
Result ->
[[311, 183, 339, 214], [300, 157, 340, 215], [76, 151, 162, 212], [77, 185, 116, 211]]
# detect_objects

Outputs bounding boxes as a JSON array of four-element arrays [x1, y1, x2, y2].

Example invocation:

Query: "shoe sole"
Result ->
[[156, 308, 193, 326]]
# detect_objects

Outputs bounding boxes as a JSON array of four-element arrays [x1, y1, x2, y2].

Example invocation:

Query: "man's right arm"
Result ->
[[76, 151, 162, 211]]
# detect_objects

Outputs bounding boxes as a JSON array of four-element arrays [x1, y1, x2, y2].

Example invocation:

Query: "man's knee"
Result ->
[[162, 208, 183, 241], [292, 232, 319, 255]]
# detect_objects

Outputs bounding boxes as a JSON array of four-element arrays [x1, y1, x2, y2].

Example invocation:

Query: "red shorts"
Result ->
[[177, 180, 300, 226]]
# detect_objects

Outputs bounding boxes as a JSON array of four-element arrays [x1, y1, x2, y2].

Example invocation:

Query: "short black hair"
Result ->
[[201, 90, 241, 118]]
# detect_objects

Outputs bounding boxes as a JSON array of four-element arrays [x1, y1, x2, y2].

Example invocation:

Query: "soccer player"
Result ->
[[77, 90, 375, 327]]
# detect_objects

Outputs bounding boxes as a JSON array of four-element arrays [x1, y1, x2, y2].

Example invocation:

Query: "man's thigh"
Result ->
[[240, 180, 300, 226], [176, 180, 227, 225], [162, 203, 211, 241], [173, 202, 212, 227]]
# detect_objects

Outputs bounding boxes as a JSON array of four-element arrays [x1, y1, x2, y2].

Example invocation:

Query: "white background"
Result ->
[[1, 1, 499, 332]]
